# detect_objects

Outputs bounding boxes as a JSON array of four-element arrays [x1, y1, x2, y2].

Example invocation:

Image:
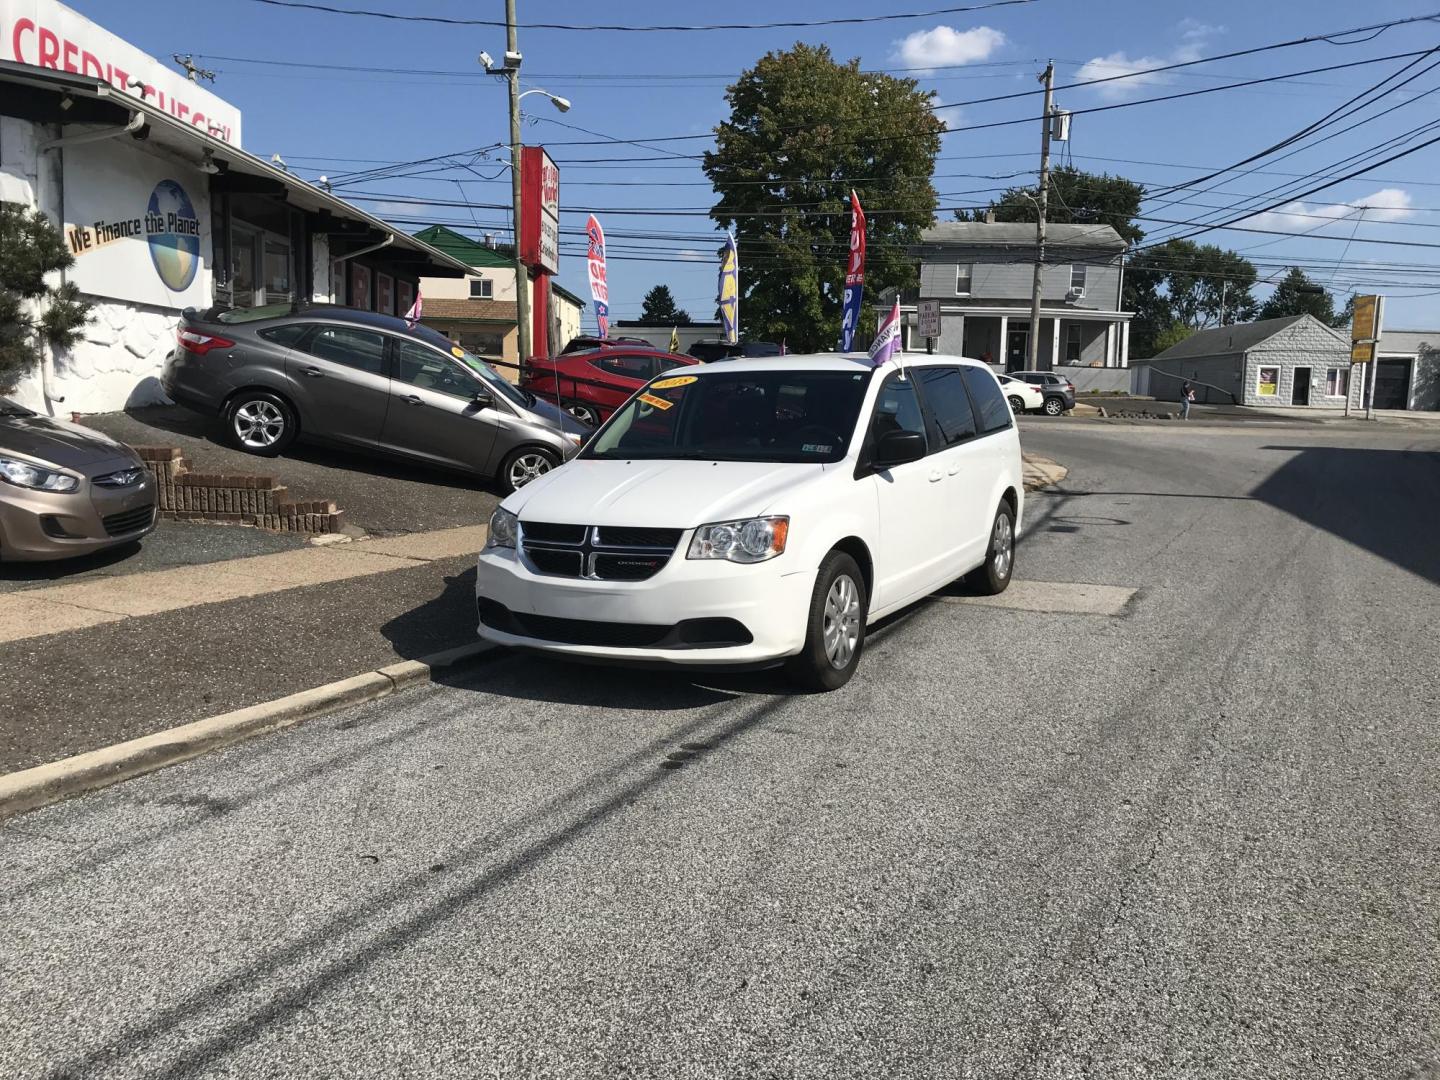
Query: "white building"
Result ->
[[0, 0, 471, 416]]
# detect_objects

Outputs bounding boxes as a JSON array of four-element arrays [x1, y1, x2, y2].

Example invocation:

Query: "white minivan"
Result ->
[[475, 354, 1023, 690]]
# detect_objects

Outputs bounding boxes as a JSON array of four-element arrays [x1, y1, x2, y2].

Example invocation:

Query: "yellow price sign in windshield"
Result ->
[[651, 374, 698, 390]]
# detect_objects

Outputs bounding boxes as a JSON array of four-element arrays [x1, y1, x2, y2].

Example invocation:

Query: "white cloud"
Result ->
[[1076, 21, 1221, 100], [893, 25, 1006, 72], [1247, 188, 1415, 230]]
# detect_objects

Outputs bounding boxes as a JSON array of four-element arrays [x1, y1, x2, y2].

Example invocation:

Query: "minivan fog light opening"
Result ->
[[687, 515, 789, 563]]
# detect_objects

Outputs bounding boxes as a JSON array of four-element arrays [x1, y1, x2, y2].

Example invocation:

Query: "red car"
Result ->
[[522, 346, 700, 427]]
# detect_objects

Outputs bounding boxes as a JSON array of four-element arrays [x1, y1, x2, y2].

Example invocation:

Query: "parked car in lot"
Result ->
[[997, 373, 1045, 415], [559, 335, 655, 355], [522, 346, 700, 427], [1011, 370, 1076, 415], [0, 398, 156, 561], [476, 354, 1023, 691], [688, 340, 783, 363], [163, 304, 589, 493]]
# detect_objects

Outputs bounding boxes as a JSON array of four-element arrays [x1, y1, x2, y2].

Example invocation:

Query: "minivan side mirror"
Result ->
[[472, 387, 494, 409], [873, 429, 926, 469]]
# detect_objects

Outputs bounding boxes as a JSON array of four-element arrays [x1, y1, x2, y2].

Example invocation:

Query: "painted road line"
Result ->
[[942, 580, 1138, 617], [0, 524, 487, 645]]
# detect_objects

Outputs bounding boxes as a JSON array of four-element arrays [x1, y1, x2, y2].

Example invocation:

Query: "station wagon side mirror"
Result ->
[[472, 387, 494, 409], [873, 429, 926, 469]]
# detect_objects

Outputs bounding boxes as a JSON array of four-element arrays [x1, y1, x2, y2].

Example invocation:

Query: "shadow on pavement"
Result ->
[[1253, 445, 1440, 586], [0, 541, 141, 582]]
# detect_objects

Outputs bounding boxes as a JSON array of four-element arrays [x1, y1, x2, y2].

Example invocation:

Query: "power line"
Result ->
[[243, 0, 1040, 31]]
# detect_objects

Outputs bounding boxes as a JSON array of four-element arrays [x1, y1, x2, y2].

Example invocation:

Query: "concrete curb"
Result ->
[[0, 641, 496, 822]]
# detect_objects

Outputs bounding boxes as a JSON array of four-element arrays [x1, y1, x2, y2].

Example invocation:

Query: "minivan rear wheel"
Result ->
[[226, 391, 296, 456], [500, 446, 559, 494], [966, 501, 1016, 595], [786, 550, 867, 693]]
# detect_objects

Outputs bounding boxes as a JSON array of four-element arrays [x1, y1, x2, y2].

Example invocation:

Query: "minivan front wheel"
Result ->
[[500, 446, 559, 493], [786, 550, 868, 693], [226, 391, 296, 456]]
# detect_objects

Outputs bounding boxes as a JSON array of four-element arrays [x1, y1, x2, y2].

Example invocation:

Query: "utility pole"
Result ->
[[1026, 62, 1054, 372], [506, 0, 532, 366], [1219, 280, 1227, 326]]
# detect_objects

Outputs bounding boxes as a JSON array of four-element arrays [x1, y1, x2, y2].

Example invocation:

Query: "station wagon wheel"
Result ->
[[566, 402, 601, 427], [500, 446, 559, 494], [786, 550, 868, 693], [225, 391, 296, 457]]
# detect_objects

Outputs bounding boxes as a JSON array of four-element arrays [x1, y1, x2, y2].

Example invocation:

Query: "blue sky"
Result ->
[[69, 0, 1440, 331]]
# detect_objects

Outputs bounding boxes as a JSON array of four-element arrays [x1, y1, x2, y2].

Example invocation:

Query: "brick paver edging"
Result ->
[[133, 446, 344, 534]]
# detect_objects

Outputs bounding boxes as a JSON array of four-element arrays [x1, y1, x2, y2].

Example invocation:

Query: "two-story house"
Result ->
[[899, 221, 1132, 370]]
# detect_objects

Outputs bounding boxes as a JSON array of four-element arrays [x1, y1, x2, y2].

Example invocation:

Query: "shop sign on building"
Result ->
[[1, 0, 243, 144], [61, 138, 211, 310], [520, 146, 560, 274]]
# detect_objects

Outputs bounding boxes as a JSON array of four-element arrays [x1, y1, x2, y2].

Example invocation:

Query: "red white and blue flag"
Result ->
[[869, 299, 902, 368], [586, 214, 610, 338], [839, 190, 866, 352]]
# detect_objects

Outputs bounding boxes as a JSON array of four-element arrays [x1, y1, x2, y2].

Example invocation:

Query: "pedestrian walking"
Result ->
[[1180, 380, 1195, 420]]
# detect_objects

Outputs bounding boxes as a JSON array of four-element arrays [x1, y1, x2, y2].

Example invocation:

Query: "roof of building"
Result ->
[[1149, 314, 1347, 362], [420, 298, 518, 323], [1378, 329, 1440, 355], [410, 225, 515, 269], [919, 222, 1126, 249], [0, 62, 475, 281]]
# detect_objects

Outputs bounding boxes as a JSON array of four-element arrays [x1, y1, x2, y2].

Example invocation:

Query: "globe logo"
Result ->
[[146, 180, 201, 292]]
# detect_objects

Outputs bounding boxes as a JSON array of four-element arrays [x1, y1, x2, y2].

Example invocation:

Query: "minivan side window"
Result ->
[[304, 326, 386, 376], [870, 372, 928, 446], [917, 365, 977, 447], [258, 324, 311, 349], [960, 366, 1012, 434]]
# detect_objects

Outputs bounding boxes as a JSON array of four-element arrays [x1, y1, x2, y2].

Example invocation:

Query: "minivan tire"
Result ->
[[786, 550, 868, 693], [499, 445, 560, 494], [226, 390, 297, 457], [967, 501, 1016, 596]]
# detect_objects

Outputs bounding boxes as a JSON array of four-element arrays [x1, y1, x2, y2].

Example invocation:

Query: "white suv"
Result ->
[[475, 354, 1023, 690]]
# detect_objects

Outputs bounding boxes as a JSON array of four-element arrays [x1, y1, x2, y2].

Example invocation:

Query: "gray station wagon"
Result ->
[[162, 304, 588, 492]]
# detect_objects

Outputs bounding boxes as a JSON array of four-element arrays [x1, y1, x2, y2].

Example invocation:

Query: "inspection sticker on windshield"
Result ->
[[801, 443, 833, 454], [451, 346, 465, 358], [638, 392, 674, 410], [651, 374, 698, 390]]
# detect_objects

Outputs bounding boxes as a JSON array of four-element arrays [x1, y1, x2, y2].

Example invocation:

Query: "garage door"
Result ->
[[1373, 359, 1411, 410]]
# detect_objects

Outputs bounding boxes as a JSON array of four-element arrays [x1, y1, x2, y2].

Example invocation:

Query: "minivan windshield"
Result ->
[[585, 369, 872, 464]]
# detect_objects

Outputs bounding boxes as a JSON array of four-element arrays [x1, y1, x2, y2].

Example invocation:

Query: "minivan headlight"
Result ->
[[0, 457, 80, 492], [487, 507, 518, 549], [688, 516, 789, 563]]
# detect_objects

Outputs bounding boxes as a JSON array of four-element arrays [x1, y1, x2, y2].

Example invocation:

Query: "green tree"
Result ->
[[639, 284, 691, 325], [1257, 267, 1342, 324], [1125, 239, 1259, 357], [0, 202, 91, 391], [961, 167, 1146, 246], [704, 43, 944, 351]]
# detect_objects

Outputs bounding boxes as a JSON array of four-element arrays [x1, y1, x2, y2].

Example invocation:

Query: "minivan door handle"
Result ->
[[929, 468, 944, 483], [403, 394, 425, 407], [302, 366, 324, 378]]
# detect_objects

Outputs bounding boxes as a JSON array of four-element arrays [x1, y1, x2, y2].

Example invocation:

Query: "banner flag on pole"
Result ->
[[717, 232, 739, 345], [669, 325, 680, 353], [869, 299, 902, 369], [840, 190, 867, 352], [586, 214, 610, 338], [403, 286, 422, 328]]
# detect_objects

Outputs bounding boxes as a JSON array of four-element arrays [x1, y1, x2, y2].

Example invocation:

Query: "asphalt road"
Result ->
[[3, 422, 1438, 1079]]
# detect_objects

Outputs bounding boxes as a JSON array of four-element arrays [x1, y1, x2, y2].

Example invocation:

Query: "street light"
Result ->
[[519, 88, 571, 113]]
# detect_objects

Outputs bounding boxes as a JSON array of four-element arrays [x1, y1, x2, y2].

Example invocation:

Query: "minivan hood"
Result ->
[[0, 410, 137, 470], [506, 457, 825, 528]]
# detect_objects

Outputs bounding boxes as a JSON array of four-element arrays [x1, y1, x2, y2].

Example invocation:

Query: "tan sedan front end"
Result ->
[[0, 407, 157, 561]]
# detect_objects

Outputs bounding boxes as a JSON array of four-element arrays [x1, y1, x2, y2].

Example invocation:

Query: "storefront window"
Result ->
[[264, 239, 292, 303], [1257, 366, 1280, 397], [459, 331, 506, 357], [1325, 367, 1349, 397], [232, 229, 258, 308]]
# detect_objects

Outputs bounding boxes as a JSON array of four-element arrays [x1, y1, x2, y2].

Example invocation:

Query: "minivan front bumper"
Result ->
[[475, 544, 813, 665]]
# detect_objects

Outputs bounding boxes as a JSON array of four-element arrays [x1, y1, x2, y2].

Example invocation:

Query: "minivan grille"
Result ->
[[519, 521, 682, 581], [102, 504, 156, 536]]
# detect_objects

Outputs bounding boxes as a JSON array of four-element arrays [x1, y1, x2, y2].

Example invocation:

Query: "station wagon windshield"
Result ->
[[585, 370, 872, 464]]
